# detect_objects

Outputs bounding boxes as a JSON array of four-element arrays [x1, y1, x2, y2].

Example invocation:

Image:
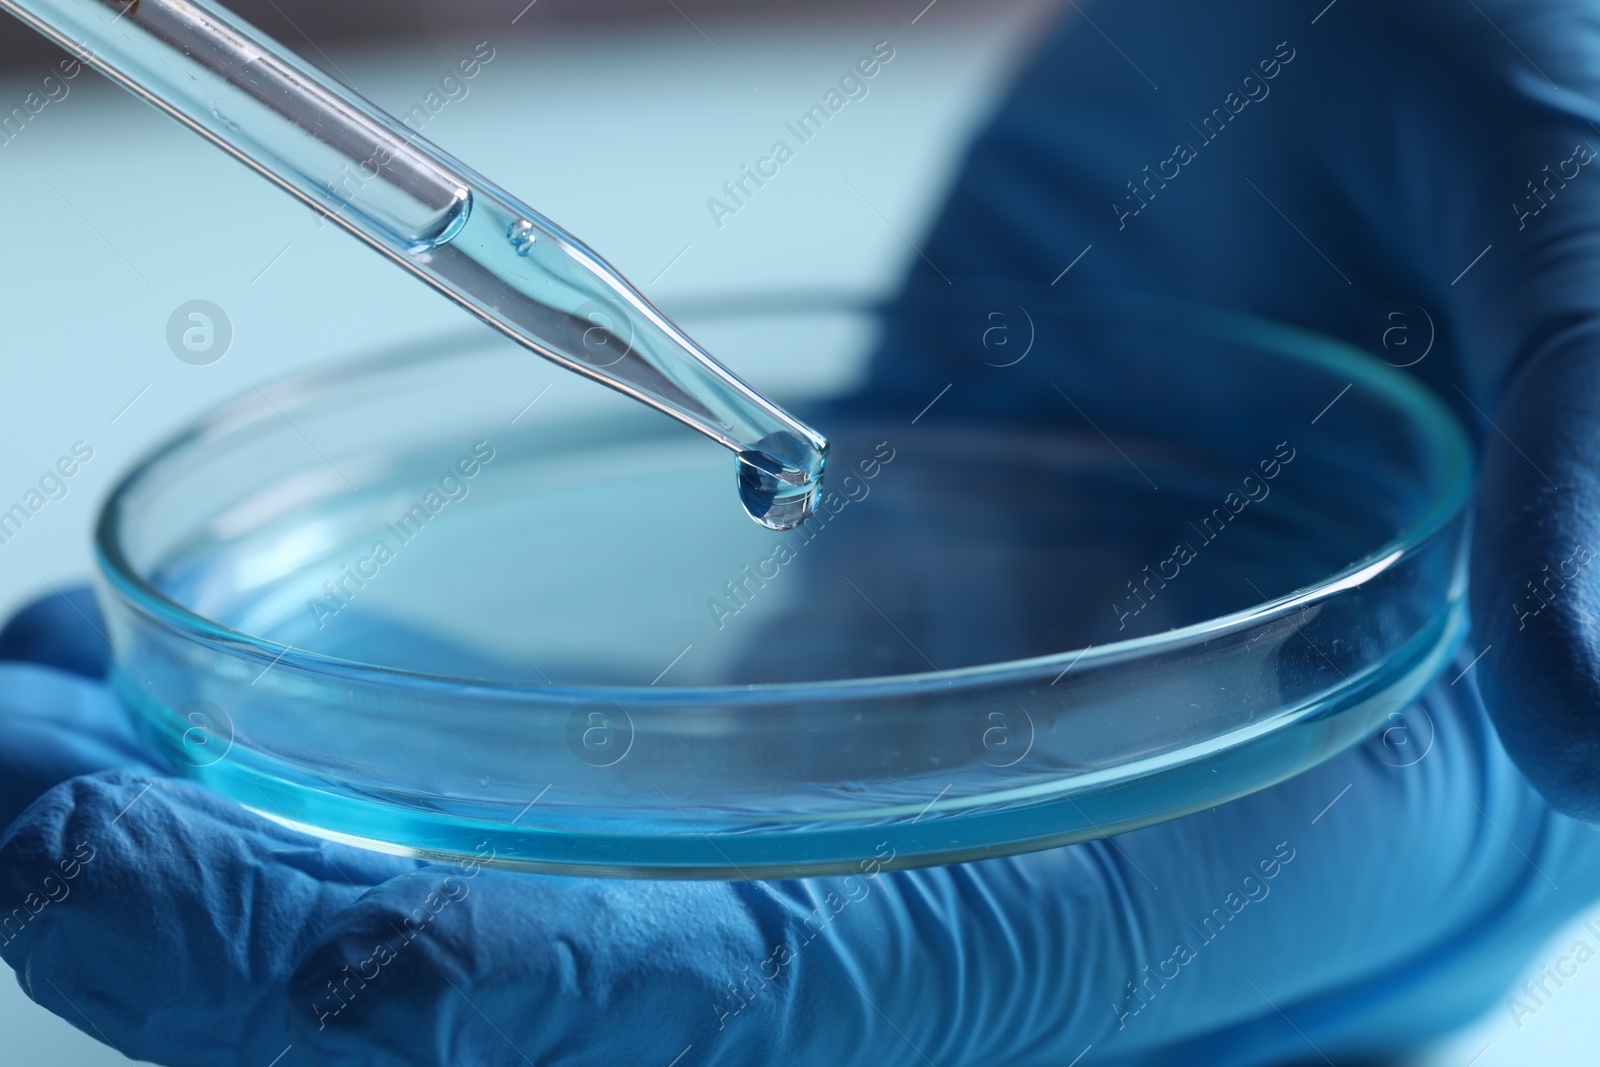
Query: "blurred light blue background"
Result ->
[[0, 2, 1593, 1062]]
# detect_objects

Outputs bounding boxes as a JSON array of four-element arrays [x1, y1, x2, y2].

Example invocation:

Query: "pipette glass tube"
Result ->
[[3, 0, 827, 529]]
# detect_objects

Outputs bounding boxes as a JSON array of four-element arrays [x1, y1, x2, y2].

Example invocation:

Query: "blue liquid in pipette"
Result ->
[[399, 191, 826, 531]]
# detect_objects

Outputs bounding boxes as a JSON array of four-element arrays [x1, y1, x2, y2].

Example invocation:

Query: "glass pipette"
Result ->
[[1, 0, 828, 529]]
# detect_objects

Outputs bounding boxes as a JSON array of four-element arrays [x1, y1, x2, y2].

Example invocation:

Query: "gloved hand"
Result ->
[[6, 1, 1600, 1064], [872, 0, 1600, 820], [0, 604, 1596, 1067]]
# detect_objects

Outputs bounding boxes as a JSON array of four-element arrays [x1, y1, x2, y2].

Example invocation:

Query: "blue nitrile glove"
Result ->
[[1, 602, 1598, 1067], [6, 0, 1600, 1063], [871, 0, 1600, 820]]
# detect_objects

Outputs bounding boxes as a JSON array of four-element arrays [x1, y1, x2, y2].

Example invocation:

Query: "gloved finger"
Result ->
[[1471, 350, 1600, 819], [285, 664, 1600, 1067], [0, 585, 108, 680], [1384, 2, 1600, 823], [0, 770, 419, 1067], [0, 665, 160, 832], [288, 868, 781, 1067]]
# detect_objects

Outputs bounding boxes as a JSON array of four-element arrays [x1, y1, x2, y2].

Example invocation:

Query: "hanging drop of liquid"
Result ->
[[735, 431, 825, 531]]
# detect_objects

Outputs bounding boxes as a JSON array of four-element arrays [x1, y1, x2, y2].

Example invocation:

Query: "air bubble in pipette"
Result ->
[[507, 219, 537, 255]]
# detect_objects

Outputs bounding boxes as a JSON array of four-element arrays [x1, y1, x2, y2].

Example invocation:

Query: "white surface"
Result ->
[[2, 6, 1599, 1064]]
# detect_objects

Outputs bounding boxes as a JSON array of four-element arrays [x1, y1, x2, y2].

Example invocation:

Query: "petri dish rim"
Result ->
[[93, 291, 1473, 706]]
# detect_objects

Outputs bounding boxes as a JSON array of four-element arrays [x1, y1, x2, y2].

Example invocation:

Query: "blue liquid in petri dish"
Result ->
[[100, 300, 1471, 877], [153, 426, 1381, 686]]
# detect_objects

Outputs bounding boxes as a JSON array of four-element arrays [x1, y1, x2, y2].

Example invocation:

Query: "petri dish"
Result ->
[[95, 290, 1473, 879]]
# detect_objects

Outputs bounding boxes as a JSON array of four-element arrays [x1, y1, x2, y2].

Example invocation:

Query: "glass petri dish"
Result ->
[[95, 290, 1472, 879]]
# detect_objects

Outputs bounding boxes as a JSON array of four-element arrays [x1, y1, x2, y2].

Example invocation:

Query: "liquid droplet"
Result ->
[[735, 432, 825, 531]]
